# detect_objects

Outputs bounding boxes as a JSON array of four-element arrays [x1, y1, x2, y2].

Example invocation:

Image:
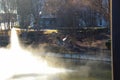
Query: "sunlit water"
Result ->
[[0, 28, 66, 80]]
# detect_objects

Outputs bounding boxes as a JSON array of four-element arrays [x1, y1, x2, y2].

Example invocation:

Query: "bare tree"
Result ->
[[16, 0, 32, 29], [55, 0, 110, 35], [31, 0, 40, 29], [90, 0, 110, 27], [0, 0, 17, 30], [43, 0, 64, 16]]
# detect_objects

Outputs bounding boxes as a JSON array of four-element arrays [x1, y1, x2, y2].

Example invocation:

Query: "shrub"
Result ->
[[105, 39, 111, 50]]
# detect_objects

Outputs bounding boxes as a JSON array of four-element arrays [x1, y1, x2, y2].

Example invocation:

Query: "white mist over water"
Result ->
[[0, 28, 66, 80]]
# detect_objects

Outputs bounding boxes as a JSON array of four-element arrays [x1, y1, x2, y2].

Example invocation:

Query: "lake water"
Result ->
[[10, 59, 112, 80]]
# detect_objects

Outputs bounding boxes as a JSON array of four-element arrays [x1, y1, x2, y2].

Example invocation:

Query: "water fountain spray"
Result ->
[[0, 28, 66, 80]]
